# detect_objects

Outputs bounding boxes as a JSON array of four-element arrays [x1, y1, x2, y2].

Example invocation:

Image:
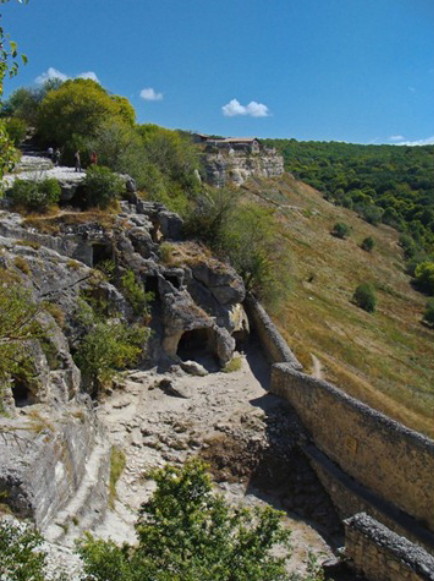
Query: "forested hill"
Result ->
[[263, 139, 434, 257]]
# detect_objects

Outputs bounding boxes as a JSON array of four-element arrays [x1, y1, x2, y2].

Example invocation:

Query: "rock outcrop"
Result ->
[[0, 191, 248, 534], [204, 151, 285, 187]]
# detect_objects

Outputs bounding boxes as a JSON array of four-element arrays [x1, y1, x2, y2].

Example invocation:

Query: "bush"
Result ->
[[413, 261, 434, 295], [8, 178, 61, 212], [422, 298, 434, 327], [331, 222, 350, 239], [0, 520, 46, 580], [74, 317, 149, 392], [352, 283, 377, 312], [81, 165, 124, 209], [120, 269, 152, 317], [360, 236, 375, 252], [77, 459, 292, 581]]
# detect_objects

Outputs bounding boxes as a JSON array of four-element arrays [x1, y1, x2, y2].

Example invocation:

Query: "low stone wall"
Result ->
[[271, 364, 434, 536], [344, 513, 434, 581], [244, 298, 302, 368]]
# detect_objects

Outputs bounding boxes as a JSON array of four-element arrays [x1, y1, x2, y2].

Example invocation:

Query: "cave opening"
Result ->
[[177, 328, 214, 363], [92, 243, 113, 268], [11, 378, 33, 408], [165, 275, 180, 290]]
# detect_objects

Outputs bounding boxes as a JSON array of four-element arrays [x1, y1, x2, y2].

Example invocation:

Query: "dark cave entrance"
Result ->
[[11, 378, 33, 408], [91, 243, 113, 268], [177, 328, 216, 364]]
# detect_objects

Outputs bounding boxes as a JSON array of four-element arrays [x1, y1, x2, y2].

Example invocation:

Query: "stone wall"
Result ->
[[344, 513, 434, 581], [244, 298, 302, 368], [204, 152, 284, 187], [271, 364, 434, 535]]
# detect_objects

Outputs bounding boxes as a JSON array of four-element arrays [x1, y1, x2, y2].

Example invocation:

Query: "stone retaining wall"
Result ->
[[244, 297, 302, 368], [344, 513, 434, 581], [270, 364, 434, 536]]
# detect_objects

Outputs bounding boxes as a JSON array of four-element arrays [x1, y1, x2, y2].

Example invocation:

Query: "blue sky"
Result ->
[[2, 0, 434, 144]]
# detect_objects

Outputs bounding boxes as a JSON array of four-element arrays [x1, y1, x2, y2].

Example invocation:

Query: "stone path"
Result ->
[[91, 342, 335, 576]]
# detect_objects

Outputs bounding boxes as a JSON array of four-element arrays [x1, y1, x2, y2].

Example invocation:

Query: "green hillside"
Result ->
[[243, 174, 434, 438]]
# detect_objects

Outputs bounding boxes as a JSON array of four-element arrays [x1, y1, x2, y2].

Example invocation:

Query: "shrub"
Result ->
[[120, 269, 152, 316], [413, 261, 434, 295], [8, 178, 61, 212], [352, 283, 377, 312], [0, 520, 46, 580], [422, 299, 434, 327], [360, 236, 375, 252], [81, 165, 124, 209], [74, 319, 149, 392], [331, 222, 350, 239]]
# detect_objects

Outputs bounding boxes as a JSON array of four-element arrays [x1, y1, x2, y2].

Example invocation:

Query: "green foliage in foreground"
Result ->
[[0, 520, 45, 581], [77, 459, 292, 581]]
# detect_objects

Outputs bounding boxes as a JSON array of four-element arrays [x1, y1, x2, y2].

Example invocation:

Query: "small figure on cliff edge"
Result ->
[[90, 151, 98, 165]]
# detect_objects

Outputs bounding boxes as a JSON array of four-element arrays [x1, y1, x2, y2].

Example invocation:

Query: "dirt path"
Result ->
[[92, 342, 335, 576], [311, 354, 323, 380]]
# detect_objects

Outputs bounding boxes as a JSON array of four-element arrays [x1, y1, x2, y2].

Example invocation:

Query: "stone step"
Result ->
[[43, 437, 111, 545]]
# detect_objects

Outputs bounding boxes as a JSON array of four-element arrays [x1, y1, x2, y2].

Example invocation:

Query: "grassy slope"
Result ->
[[243, 174, 434, 438]]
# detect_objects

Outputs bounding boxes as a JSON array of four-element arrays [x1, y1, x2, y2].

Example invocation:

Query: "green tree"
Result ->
[[0, 520, 45, 581], [0, 0, 29, 182], [77, 459, 292, 581], [36, 79, 135, 159]]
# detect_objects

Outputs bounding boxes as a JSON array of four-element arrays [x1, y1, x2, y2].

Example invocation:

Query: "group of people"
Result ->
[[47, 146, 61, 166], [47, 147, 98, 172]]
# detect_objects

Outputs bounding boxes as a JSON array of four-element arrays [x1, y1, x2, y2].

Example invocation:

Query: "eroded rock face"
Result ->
[[0, 194, 247, 535], [204, 152, 285, 188]]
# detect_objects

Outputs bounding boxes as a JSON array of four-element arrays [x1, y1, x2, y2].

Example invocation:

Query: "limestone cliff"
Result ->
[[203, 151, 285, 187]]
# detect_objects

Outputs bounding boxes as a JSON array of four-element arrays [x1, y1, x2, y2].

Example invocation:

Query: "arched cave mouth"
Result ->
[[11, 378, 34, 408], [177, 328, 219, 370]]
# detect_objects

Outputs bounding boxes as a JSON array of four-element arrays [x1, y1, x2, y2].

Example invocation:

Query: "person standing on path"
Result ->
[[74, 150, 81, 172]]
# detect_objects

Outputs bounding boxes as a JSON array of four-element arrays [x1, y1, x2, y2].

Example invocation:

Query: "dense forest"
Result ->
[[263, 139, 434, 261]]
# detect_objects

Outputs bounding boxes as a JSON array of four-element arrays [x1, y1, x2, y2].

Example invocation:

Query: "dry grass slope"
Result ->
[[244, 174, 434, 438]]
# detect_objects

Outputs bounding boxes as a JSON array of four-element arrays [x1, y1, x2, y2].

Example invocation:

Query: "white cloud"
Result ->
[[389, 135, 405, 142], [78, 71, 100, 83], [395, 136, 434, 146], [222, 98, 270, 118], [35, 67, 68, 84], [35, 67, 100, 85], [140, 87, 163, 101]]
